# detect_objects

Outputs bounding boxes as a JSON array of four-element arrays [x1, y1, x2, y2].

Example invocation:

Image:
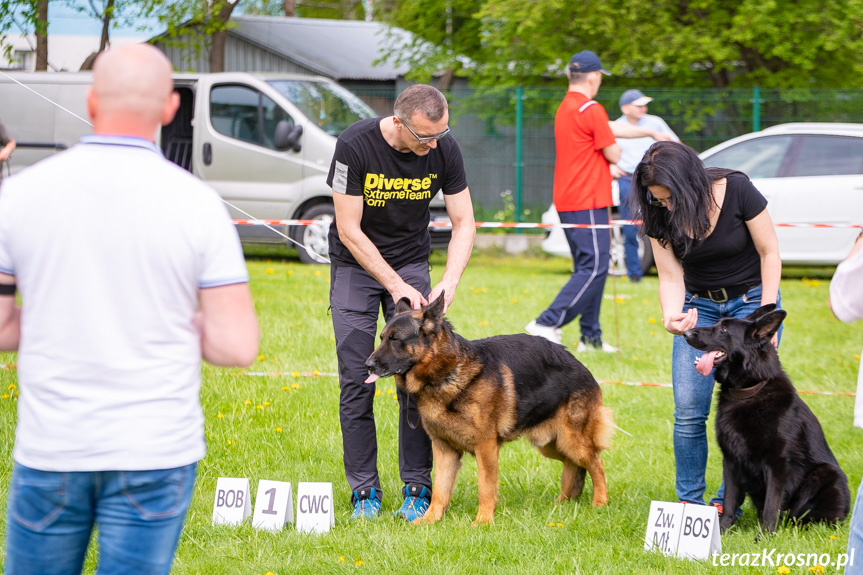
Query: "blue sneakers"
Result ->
[[394, 484, 431, 522], [350, 488, 381, 520]]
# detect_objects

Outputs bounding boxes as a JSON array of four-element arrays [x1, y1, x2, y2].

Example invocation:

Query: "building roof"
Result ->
[[230, 16, 414, 81]]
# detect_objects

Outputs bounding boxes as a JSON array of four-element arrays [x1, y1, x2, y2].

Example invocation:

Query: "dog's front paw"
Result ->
[[472, 509, 495, 526]]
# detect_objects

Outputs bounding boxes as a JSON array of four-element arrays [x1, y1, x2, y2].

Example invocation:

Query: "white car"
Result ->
[[542, 123, 863, 267], [541, 180, 655, 276]]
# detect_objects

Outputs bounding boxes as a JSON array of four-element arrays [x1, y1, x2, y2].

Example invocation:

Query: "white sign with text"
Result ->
[[295, 482, 334, 534], [644, 501, 721, 560], [252, 480, 294, 531], [212, 477, 252, 526]]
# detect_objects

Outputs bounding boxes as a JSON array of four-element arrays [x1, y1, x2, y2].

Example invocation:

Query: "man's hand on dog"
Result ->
[[664, 308, 698, 335], [429, 281, 457, 313], [390, 282, 427, 310]]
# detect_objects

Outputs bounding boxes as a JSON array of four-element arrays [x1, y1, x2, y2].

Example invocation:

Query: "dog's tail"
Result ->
[[569, 390, 615, 452], [592, 405, 615, 452]]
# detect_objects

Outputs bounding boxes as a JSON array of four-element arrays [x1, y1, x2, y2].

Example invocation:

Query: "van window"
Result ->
[[268, 79, 375, 136], [210, 85, 295, 150], [789, 135, 863, 177]]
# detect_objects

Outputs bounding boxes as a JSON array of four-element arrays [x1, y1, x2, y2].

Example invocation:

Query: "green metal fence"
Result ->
[[350, 86, 863, 220]]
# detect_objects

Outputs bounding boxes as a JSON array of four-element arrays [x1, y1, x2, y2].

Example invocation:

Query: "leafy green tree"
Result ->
[[379, 0, 863, 88]]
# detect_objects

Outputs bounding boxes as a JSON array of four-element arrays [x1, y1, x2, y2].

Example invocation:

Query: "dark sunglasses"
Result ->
[[399, 118, 451, 143]]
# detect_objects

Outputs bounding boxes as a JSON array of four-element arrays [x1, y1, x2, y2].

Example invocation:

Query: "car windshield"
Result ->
[[267, 79, 376, 136]]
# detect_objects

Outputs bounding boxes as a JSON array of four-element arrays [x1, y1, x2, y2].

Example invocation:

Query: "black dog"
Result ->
[[683, 305, 849, 534], [364, 293, 613, 525]]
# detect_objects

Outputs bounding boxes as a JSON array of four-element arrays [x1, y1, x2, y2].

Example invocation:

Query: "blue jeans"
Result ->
[[5, 462, 196, 575], [537, 208, 610, 340], [847, 477, 863, 574], [617, 176, 642, 280], [672, 285, 782, 505]]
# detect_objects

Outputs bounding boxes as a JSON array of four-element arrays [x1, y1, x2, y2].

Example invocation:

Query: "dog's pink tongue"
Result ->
[[696, 351, 720, 376], [364, 373, 380, 384]]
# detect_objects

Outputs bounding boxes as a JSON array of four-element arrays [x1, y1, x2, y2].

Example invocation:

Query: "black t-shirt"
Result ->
[[671, 172, 768, 293], [326, 117, 468, 269]]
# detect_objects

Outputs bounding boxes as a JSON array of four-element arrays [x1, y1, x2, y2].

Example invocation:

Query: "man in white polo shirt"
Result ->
[[612, 89, 679, 282], [0, 44, 259, 574]]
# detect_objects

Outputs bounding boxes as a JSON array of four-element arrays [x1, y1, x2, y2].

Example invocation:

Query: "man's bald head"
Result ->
[[89, 44, 178, 138]]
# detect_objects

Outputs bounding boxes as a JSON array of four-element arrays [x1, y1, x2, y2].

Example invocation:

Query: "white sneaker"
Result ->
[[525, 320, 562, 345], [577, 338, 619, 353]]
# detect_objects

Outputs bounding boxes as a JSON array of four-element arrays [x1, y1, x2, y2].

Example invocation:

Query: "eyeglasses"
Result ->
[[400, 118, 451, 143], [647, 194, 672, 208]]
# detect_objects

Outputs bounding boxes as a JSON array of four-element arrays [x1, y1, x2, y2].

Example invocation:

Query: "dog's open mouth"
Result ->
[[694, 350, 726, 376]]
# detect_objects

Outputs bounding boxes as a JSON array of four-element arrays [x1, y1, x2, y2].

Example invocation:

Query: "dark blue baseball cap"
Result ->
[[568, 50, 611, 75]]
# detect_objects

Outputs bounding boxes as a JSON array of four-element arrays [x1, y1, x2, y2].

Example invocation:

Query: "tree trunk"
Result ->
[[99, 0, 115, 53], [284, 0, 295, 16], [35, 0, 49, 71], [208, 0, 238, 73]]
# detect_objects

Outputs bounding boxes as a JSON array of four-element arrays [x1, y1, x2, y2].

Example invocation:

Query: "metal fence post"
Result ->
[[515, 85, 524, 224], [752, 85, 761, 132]]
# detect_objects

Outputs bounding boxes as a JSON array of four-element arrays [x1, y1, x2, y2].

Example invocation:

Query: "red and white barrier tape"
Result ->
[[233, 369, 855, 397], [233, 219, 863, 230], [0, 365, 852, 397]]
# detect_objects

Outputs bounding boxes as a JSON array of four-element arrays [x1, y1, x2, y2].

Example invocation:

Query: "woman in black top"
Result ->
[[631, 141, 782, 511]]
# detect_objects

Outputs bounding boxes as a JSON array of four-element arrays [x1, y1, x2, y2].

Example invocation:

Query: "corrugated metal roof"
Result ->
[[230, 16, 413, 81]]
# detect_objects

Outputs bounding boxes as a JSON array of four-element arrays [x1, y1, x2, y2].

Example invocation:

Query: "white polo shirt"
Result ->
[[0, 136, 249, 471]]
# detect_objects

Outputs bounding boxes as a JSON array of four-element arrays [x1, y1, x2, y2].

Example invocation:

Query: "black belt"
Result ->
[[690, 283, 757, 303]]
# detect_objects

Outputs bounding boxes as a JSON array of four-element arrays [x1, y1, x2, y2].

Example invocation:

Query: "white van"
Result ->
[[0, 72, 451, 263]]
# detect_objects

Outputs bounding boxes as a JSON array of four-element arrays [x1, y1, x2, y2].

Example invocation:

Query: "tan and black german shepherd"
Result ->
[[364, 293, 614, 525]]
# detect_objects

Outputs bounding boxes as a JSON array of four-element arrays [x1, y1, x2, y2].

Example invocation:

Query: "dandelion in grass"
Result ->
[[809, 567, 825, 574], [650, 330, 656, 336], [282, 386, 289, 391], [643, 299, 650, 305], [291, 383, 300, 390], [266, 268, 274, 274], [354, 558, 364, 566], [480, 321, 489, 327], [339, 557, 345, 563], [648, 317, 656, 324], [375, 389, 382, 396], [264, 401, 270, 406], [2, 393, 8, 399], [275, 427, 282, 433], [778, 567, 791, 574], [218, 412, 224, 419], [313, 369, 320, 376], [257, 405, 263, 410], [830, 535, 837, 540], [615, 296, 624, 302], [315, 270, 321, 277], [292, 371, 300, 378], [288, 270, 293, 276], [258, 354, 265, 361], [244, 400, 252, 405], [8, 383, 15, 390], [511, 298, 518, 304]]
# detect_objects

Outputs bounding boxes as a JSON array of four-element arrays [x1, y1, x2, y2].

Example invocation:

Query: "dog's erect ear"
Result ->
[[746, 304, 777, 322], [423, 290, 446, 321], [395, 297, 413, 315], [748, 309, 786, 341]]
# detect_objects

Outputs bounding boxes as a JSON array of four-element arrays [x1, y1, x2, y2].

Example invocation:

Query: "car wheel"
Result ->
[[292, 203, 333, 265]]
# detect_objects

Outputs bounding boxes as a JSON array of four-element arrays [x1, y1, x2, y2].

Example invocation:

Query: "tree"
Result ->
[[0, 0, 50, 70], [379, 0, 863, 89]]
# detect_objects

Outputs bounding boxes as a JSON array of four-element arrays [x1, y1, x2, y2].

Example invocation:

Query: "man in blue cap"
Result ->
[[527, 51, 671, 351], [612, 89, 679, 282]]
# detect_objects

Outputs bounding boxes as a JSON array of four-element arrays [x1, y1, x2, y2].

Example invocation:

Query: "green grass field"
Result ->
[[0, 245, 860, 574]]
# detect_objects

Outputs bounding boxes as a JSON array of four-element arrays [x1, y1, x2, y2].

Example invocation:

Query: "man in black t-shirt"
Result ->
[[325, 84, 475, 522]]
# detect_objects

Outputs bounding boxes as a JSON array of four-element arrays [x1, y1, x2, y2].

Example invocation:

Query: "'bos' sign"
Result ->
[[296, 482, 334, 534], [644, 500, 720, 560]]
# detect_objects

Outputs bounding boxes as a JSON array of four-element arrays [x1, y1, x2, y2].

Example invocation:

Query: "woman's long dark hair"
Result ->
[[630, 141, 738, 257]]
